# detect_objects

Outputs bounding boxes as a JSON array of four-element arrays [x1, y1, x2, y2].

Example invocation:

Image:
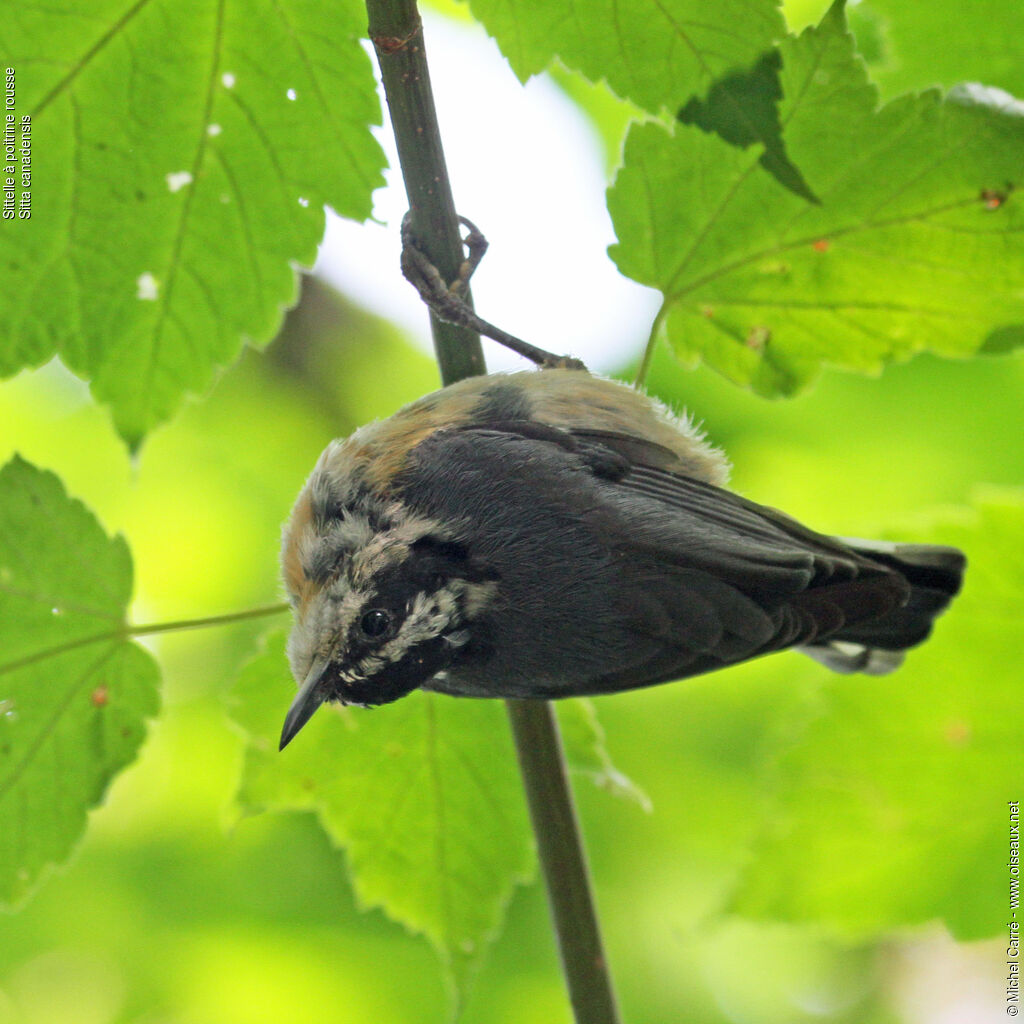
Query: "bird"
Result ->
[[278, 368, 965, 750]]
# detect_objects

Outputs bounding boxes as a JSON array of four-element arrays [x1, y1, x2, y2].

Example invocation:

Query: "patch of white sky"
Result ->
[[313, 10, 660, 373]]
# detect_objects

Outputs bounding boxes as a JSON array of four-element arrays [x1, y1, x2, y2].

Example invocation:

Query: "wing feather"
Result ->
[[400, 421, 907, 697]]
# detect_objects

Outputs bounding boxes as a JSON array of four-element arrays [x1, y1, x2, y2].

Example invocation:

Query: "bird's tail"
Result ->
[[799, 540, 966, 675]]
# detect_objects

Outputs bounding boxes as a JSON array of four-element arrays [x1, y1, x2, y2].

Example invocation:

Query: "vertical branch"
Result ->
[[507, 699, 622, 1024], [366, 0, 485, 384], [365, 3, 621, 1021]]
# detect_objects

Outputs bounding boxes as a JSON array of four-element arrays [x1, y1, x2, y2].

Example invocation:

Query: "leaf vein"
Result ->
[[29, 0, 156, 117], [142, 0, 227, 421], [0, 642, 121, 806]]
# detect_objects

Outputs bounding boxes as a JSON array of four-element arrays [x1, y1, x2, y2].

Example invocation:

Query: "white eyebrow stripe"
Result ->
[[381, 589, 459, 659]]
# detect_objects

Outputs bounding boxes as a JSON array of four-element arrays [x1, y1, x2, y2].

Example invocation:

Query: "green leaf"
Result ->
[[0, 456, 159, 907], [558, 699, 651, 810], [468, 0, 785, 115], [853, 0, 1024, 100], [609, 3, 1024, 395], [229, 631, 535, 1002], [677, 49, 818, 204], [731, 490, 1024, 940], [0, 0, 385, 447]]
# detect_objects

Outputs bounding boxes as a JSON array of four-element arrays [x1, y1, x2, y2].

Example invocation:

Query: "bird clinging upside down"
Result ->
[[278, 369, 965, 749]]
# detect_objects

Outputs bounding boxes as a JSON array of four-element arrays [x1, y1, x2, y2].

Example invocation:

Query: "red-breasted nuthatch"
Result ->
[[279, 369, 965, 749]]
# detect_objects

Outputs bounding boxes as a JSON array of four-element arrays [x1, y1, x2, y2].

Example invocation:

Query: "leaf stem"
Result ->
[[635, 299, 668, 387], [0, 604, 289, 678], [126, 603, 290, 637], [365, 3, 620, 1019]]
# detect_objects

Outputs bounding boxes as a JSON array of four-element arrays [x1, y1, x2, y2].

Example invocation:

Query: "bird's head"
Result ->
[[279, 444, 496, 748]]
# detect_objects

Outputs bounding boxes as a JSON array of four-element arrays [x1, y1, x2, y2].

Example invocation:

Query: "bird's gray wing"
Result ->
[[563, 426, 915, 686], [398, 423, 907, 696]]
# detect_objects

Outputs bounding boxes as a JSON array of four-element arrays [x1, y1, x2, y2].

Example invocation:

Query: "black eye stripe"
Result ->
[[410, 535, 469, 562], [372, 558, 448, 597]]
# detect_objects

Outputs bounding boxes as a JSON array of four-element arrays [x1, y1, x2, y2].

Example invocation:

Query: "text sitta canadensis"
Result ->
[[278, 369, 964, 749]]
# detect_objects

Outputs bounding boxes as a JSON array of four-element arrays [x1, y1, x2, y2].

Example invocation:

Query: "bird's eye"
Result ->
[[360, 608, 392, 638]]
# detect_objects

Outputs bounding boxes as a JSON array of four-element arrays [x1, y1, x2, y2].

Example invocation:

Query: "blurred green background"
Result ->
[[0, 270, 1020, 1023]]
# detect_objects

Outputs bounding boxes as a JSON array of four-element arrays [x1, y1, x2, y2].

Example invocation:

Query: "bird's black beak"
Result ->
[[280, 657, 330, 750]]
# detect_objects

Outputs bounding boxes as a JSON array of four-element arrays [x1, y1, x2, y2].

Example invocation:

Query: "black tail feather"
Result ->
[[799, 541, 965, 673]]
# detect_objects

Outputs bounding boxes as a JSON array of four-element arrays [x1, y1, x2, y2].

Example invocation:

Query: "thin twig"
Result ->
[[365, 3, 621, 1021], [366, 0, 485, 383], [0, 603, 290, 677], [506, 699, 621, 1024], [400, 213, 587, 369]]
